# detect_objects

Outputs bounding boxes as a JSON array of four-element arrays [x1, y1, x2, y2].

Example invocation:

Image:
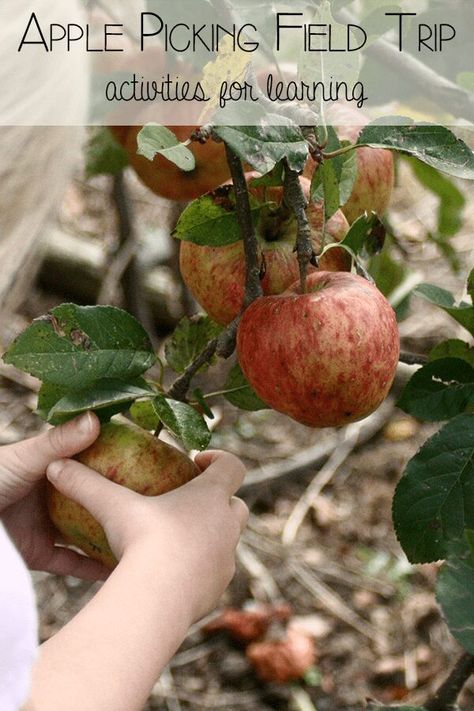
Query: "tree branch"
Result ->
[[399, 351, 429, 366], [336, 6, 474, 124], [165, 145, 262, 401], [224, 143, 263, 307], [425, 652, 474, 711], [283, 165, 316, 294]]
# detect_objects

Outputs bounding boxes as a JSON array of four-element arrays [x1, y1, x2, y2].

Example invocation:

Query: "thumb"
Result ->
[[3, 412, 101, 479], [46, 458, 132, 524]]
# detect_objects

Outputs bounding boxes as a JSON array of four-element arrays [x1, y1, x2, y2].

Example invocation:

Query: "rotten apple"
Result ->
[[237, 271, 400, 428], [179, 175, 351, 325], [47, 421, 199, 568]]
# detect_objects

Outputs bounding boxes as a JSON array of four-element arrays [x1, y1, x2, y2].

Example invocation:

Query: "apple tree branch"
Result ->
[[425, 651, 474, 711], [166, 144, 262, 402], [283, 164, 316, 294]]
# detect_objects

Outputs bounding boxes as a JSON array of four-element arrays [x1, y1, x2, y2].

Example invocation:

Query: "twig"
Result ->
[[110, 172, 159, 350], [290, 561, 380, 641], [224, 144, 263, 307], [291, 688, 318, 711], [424, 652, 474, 711], [399, 351, 429, 366], [236, 541, 281, 602], [240, 397, 394, 492], [282, 420, 367, 546], [167, 340, 218, 402], [165, 145, 262, 401], [283, 165, 316, 294], [157, 667, 182, 711]]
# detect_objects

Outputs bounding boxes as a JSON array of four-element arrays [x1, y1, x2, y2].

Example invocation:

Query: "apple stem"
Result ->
[[166, 339, 219, 404], [283, 164, 315, 294]]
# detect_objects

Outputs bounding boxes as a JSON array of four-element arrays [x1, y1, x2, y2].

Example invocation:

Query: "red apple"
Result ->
[[110, 124, 231, 202], [304, 104, 394, 224], [179, 175, 351, 325], [237, 271, 399, 428], [47, 421, 199, 568]]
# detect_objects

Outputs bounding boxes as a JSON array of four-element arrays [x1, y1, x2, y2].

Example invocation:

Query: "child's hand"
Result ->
[[0, 412, 109, 580], [46, 449, 249, 622]]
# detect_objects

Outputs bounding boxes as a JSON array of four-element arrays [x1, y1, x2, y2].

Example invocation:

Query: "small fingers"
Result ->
[[46, 458, 132, 524], [3, 412, 100, 479], [194, 450, 246, 497], [39, 545, 111, 581]]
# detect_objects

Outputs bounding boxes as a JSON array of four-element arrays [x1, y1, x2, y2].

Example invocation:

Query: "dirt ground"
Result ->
[[2, 160, 474, 710]]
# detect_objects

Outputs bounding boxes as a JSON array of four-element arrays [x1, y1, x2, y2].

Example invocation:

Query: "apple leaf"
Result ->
[[437, 550, 474, 654], [165, 316, 223, 373], [397, 358, 474, 422], [85, 128, 129, 178], [174, 189, 262, 247], [407, 158, 465, 272], [137, 124, 196, 172], [429, 340, 474, 368], [129, 399, 160, 431], [192, 388, 214, 419], [392, 414, 474, 563], [153, 394, 212, 451], [224, 364, 268, 412], [338, 212, 386, 257], [414, 283, 474, 335], [358, 120, 474, 180], [311, 127, 358, 219], [3, 304, 156, 389], [40, 378, 155, 425], [214, 118, 309, 174]]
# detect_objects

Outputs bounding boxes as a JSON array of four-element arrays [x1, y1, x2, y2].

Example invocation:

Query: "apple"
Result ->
[[304, 104, 394, 224], [237, 271, 399, 428], [110, 124, 231, 202], [47, 421, 199, 568], [179, 175, 351, 325]]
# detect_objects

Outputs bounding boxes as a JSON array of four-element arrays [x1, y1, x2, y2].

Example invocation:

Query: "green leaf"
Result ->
[[338, 212, 386, 257], [437, 552, 474, 654], [174, 189, 261, 247], [3, 304, 156, 389], [85, 128, 129, 178], [129, 399, 160, 431], [393, 414, 474, 563], [358, 120, 474, 180], [214, 118, 309, 174], [224, 364, 268, 412], [137, 124, 195, 172], [414, 283, 474, 335], [311, 127, 358, 219], [397, 358, 474, 422], [46, 378, 155, 425], [429, 340, 474, 368], [152, 394, 211, 451], [192, 388, 214, 419], [368, 246, 408, 300], [165, 316, 223, 374]]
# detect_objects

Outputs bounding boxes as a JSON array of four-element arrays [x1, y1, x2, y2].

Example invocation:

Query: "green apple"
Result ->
[[47, 421, 199, 568]]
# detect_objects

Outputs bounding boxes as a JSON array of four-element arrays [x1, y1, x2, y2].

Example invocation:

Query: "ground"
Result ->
[[1, 158, 473, 711]]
